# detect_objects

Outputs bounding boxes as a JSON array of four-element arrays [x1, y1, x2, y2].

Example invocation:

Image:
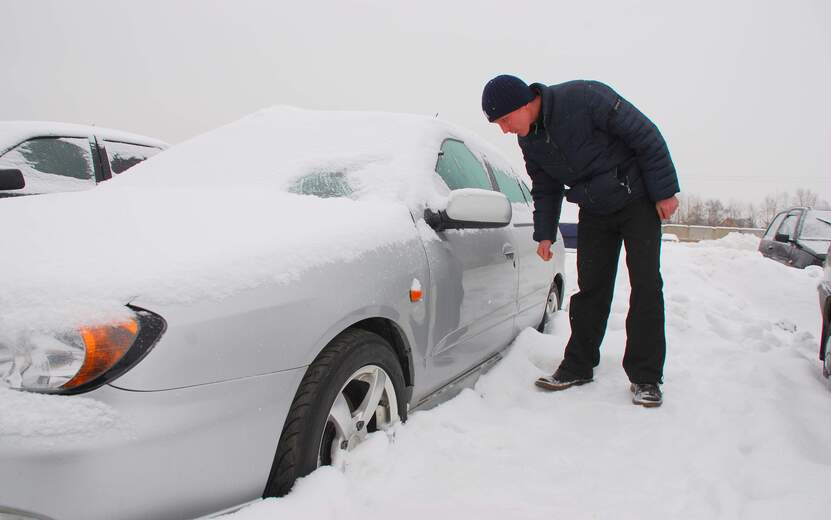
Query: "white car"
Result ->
[[0, 121, 167, 196]]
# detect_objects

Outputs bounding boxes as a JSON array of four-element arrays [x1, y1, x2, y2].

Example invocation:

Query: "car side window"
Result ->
[[104, 141, 162, 174], [763, 213, 787, 239], [0, 137, 95, 192], [435, 139, 492, 191], [518, 180, 532, 204], [490, 165, 526, 204], [778, 212, 801, 238]]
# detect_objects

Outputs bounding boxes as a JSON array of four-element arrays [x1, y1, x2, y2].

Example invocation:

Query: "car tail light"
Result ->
[[0, 306, 165, 394]]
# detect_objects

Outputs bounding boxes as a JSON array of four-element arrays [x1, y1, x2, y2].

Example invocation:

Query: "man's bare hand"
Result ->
[[537, 240, 553, 261], [656, 195, 679, 220]]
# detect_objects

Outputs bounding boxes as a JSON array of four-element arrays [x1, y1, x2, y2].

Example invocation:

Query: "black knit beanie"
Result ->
[[481, 75, 534, 122]]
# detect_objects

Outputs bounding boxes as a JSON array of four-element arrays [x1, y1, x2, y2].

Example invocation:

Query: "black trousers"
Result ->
[[560, 198, 666, 384]]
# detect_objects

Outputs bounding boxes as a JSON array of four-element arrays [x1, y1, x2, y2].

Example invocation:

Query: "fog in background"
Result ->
[[2, 0, 829, 203]]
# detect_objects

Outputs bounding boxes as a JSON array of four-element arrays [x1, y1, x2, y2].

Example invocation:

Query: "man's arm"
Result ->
[[523, 150, 565, 244], [522, 149, 564, 260], [585, 81, 680, 206]]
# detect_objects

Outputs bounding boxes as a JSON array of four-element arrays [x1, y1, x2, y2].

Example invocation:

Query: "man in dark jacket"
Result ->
[[482, 75, 679, 407]]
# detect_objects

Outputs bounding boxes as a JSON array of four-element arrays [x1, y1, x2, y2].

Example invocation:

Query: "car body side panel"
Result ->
[[119, 234, 431, 392], [0, 369, 306, 520], [510, 201, 561, 331], [419, 224, 518, 396]]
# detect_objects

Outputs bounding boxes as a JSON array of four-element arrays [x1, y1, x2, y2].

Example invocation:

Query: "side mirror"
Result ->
[[424, 188, 511, 232], [0, 169, 25, 190], [774, 232, 791, 243]]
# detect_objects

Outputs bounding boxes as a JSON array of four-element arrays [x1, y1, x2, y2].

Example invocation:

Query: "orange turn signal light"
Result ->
[[409, 278, 424, 302], [62, 318, 140, 390]]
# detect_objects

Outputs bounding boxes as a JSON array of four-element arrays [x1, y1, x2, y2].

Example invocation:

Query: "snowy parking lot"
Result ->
[[2, 233, 827, 519], [227, 234, 829, 520]]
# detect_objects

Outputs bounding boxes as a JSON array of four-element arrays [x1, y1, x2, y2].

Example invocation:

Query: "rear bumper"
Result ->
[[0, 367, 306, 520]]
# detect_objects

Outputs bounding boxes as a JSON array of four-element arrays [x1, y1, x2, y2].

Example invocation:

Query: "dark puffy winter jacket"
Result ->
[[518, 80, 679, 242]]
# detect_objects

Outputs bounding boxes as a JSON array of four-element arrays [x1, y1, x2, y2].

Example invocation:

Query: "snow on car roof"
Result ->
[[111, 105, 516, 210], [0, 107, 514, 337], [0, 121, 168, 155]]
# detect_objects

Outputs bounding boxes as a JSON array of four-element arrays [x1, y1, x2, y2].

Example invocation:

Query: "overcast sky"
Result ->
[[3, 0, 829, 204]]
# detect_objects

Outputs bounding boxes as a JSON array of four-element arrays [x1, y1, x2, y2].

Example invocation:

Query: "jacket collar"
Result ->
[[529, 83, 553, 132]]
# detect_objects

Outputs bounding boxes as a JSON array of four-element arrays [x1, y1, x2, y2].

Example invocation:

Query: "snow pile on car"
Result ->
[[110, 106, 512, 211]]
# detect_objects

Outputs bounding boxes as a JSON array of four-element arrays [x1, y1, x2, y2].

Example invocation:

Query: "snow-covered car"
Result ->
[[819, 242, 831, 379], [0, 107, 566, 520], [758, 207, 831, 268], [0, 121, 167, 197]]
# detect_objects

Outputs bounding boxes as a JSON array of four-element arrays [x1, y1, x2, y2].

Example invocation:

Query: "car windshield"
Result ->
[[288, 170, 354, 198], [803, 211, 831, 240]]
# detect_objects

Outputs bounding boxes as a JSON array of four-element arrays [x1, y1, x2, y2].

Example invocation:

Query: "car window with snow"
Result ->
[[763, 212, 786, 239], [288, 171, 354, 198], [104, 140, 161, 174], [778, 212, 800, 237], [490, 166, 526, 203], [435, 139, 492, 191], [0, 137, 96, 194]]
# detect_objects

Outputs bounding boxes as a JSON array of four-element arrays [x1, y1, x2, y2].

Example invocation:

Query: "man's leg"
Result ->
[[621, 200, 666, 384], [559, 209, 622, 378]]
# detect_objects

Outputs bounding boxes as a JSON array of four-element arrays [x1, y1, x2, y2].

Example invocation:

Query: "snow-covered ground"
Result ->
[[226, 233, 830, 520]]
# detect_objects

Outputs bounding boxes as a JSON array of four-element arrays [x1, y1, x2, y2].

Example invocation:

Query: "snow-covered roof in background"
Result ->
[[0, 121, 168, 155]]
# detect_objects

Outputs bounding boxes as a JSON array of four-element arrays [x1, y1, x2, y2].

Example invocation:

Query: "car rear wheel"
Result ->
[[536, 282, 561, 334], [822, 324, 831, 379], [263, 329, 407, 497]]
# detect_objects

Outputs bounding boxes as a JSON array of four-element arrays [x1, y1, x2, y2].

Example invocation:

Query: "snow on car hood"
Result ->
[[0, 107, 498, 336]]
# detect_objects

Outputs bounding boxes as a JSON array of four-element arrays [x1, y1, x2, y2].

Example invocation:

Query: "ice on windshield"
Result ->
[[288, 170, 354, 198]]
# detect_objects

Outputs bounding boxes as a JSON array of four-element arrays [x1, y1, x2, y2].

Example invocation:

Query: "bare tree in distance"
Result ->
[[704, 199, 724, 226], [668, 188, 829, 229], [793, 188, 819, 208]]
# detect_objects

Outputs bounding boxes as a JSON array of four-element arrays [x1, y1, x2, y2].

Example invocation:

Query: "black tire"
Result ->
[[263, 329, 407, 497], [822, 320, 830, 379], [536, 281, 561, 333]]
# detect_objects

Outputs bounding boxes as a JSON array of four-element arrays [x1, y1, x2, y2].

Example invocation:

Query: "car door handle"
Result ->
[[502, 244, 515, 259]]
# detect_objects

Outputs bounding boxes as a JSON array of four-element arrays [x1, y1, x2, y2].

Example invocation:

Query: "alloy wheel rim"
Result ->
[[543, 288, 558, 333], [319, 365, 399, 468]]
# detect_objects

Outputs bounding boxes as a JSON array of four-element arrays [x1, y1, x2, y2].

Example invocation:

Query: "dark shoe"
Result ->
[[631, 383, 662, 408], [535, 368, 593, 391]]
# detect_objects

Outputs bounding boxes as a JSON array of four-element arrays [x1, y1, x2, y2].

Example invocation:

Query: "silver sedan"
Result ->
[[0, 109, 565, 520]]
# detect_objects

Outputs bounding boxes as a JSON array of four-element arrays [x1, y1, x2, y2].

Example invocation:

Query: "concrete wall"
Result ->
[[661, 224, 764, 242]]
